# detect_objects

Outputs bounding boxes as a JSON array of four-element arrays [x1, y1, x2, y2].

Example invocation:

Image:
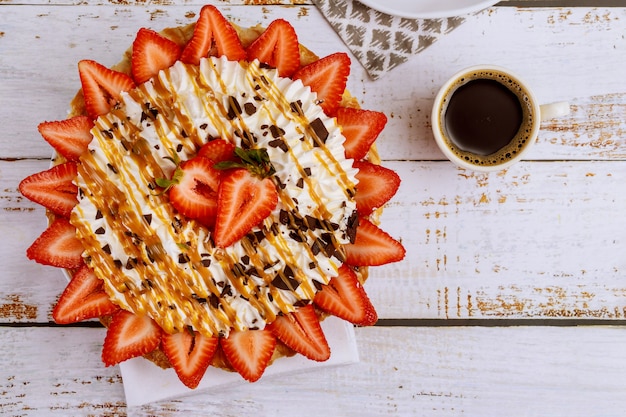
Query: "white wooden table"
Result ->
[[1, 1, 626, 415]]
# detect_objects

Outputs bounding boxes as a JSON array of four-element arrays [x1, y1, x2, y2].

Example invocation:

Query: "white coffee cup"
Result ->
[[431, 65, 570, 172]]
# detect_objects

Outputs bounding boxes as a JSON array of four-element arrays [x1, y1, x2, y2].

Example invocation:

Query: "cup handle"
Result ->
[[539, 101, 570, 122]]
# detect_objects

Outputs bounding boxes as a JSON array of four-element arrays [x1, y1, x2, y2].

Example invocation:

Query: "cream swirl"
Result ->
[[71, 57, 358, 337]]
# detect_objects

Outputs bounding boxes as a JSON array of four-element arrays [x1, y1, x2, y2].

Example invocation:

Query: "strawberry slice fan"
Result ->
[[19, 5, 405, 388]]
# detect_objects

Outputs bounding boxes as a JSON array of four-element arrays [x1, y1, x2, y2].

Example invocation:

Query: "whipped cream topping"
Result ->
[[71, 57, 359, 337]]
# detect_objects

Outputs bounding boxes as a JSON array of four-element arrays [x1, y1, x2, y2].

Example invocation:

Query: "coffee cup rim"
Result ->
[[431, 65, 541, 172]]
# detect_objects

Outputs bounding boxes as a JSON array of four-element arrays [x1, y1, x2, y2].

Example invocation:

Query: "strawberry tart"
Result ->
[[19, 5, 405, 388]]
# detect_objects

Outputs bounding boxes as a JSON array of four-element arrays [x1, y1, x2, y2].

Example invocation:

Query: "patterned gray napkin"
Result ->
[[312, 0, 465, 80]]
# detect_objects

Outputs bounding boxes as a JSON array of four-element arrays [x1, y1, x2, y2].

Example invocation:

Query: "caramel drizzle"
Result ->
[[208, 61, 327, 302], [73, 58, 356, 336]]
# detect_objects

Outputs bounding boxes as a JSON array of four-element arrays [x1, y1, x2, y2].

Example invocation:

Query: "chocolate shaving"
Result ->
[[226, 95, 242, 120], [192, 294, 207, 304], [311, 240, 321, 256], [269, 125, 286, 139], [244, 102, 257, 116], [209, 294, 220, 309], [312, 279, 324, 291], [271, 271, 300, 291], [126, 257, 137, 270], [310, 118, 329, 147], [290, 100, 303, 115], [106, 163, 118, 174], [268, 138, 288, 152], [294, 299, 310, 308], [289, 231, 304, 243], [305, 215, 322, 231], [346, 211, 359, 244], [220, 284, 233, 298]]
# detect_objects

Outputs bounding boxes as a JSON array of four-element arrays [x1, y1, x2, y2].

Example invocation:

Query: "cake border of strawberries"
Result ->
[[19, 5, 405, 388]]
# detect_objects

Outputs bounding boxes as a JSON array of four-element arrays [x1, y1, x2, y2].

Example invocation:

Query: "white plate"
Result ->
[[121, 316, 359, 406], [357, 0, 499, 19]]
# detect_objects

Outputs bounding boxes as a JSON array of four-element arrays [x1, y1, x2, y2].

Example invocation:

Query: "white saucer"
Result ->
[[357, 0, 499, 19]]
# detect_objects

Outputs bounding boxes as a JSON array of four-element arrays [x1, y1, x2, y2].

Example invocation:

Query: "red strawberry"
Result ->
[[102, 310, 162, 366], [293, 52, 350, 116], [337, 108, 387, 161], [26, 218, 84, 269], [162, 330, 219, 389], [246, 19, 300, 77], [314, 264, 377, 326], [131, 28, 181, 84], [353, 161, 401, 215], [158, 156, 220, 227], [220, 328, 276, 382], [19, 162, 78, 218], [214, 168, 278, 248], [37, 116, 94, 161], [180, 5, 246, 66], [344, 218, 405, 267], [52, 264, 119, 324], [78, 59, 136, 119], [197, 139, 237, 164], [267, 304, 330, 362]]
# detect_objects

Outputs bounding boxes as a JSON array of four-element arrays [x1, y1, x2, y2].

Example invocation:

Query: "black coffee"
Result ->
[[437, 70, 534, 167], [445, 79, 523, 156]]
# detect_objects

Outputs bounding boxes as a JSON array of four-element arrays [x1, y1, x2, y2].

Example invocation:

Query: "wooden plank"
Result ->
[[371, 160, 626, 319], [5, 159, 625, 322], [2, 326, 626, 415], [360, 7, 626, 162], [1, 1, 623, 8], [0, 5, 333, 159], [1, 6, 625, 160]]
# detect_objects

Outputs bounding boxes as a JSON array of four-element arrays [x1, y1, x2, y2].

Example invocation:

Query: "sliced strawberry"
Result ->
[[246, 19, 300, 77], [337, 108, 387, 161], [267, 304, 330, 362], [159, 156, 220, 227], [26, 218, 84, 269], [213, 168, 278, 248], [19, 162, 78, 218], [52, 264, 119, 324], [220, 328, 276, 382], [162, 329, 219, 389], [293, 52, 350, 116], [197, 139, 237, 164], [180, 4, 246, 66], [102, 310, 162, 366], [131, 28, 181, 84], [78, 59, 136, 119], [37, 116, 94, 161], [343, 218, 405, 267], [314, 264, 377, 326], [353, 161, 401, 215]]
